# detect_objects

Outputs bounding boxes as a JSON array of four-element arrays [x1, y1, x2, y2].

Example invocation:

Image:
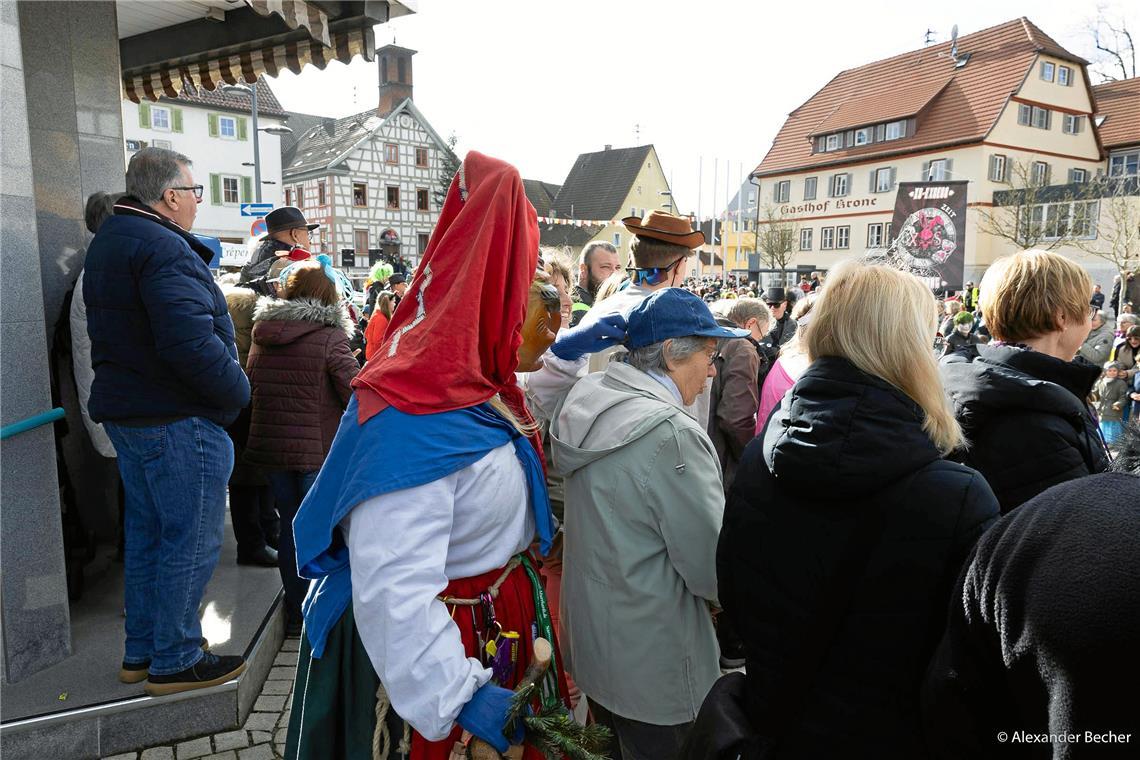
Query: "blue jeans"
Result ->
[[267, 470, 318, 623], [106, 417, 234, 675]]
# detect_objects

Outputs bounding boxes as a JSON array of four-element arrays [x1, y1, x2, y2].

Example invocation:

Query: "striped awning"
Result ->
[[122, 0, 375, 103], [247, 0, 330, 47]]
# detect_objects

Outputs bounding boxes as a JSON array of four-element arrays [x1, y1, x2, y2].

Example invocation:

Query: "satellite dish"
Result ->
[[950, 24, 959, 60]]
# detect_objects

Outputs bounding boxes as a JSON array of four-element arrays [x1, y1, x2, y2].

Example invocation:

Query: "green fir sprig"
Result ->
[[498, 684, 613, 760]]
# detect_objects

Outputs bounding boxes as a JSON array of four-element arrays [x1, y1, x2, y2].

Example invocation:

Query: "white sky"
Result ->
[[268, 0, 1137, 219]]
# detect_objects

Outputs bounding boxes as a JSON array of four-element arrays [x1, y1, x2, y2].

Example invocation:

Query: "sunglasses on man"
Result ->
[[625, 254, 685, 287]]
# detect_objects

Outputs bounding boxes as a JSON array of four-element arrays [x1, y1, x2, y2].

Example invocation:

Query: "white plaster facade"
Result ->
[[121, 98, 285, 242], [282, 99, 449, 278]]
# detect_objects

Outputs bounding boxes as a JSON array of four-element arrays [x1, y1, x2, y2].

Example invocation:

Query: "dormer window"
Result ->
[[854, 127, 872, 146], [825, 134, 842, 151], [884, 120, 905, 140]]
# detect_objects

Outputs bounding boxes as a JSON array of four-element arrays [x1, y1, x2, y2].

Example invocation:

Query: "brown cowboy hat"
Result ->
[[622, 210, 705, 249]]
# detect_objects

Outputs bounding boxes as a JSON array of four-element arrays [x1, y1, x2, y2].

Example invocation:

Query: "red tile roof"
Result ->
[[754, 17, 1084, 177], [1093, 78, 1140, 150]]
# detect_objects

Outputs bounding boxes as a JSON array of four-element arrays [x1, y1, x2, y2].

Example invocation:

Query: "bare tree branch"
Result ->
[[755, 205, 799, 276]]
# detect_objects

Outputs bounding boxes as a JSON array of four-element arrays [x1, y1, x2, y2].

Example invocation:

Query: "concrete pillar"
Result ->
[[1, 0, 125, 682]]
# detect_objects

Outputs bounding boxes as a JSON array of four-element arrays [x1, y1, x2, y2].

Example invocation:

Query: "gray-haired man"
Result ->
[[84, 148, 250, 695]]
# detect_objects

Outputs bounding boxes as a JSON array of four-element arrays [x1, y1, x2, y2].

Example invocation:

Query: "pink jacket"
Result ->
[[756, 360, 796, 436]]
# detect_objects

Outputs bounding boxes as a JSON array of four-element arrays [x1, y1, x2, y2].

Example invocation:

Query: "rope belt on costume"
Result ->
[[437, 556, 522, 606], [371, 555, 524, 760]]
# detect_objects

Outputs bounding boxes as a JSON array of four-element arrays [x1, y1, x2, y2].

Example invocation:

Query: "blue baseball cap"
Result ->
[[625, 288, 750, 349]]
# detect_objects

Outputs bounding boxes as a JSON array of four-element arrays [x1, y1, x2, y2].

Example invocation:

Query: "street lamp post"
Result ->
[[221, 80, 291, 204]]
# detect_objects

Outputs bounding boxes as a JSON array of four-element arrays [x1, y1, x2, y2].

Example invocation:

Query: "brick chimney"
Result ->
[[377, 44, 416, 117]]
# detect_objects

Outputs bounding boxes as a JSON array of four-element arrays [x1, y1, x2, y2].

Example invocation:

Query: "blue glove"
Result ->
[[456, 683, 523, 753], [550, 313, 628, 360]]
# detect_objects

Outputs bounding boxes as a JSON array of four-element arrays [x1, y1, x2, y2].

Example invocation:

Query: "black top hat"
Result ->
[[264, 206, 319, 236], [764, 286, 788, 304]]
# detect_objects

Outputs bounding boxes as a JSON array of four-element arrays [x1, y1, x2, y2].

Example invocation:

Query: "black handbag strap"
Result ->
[[752, 501, 892, 755]]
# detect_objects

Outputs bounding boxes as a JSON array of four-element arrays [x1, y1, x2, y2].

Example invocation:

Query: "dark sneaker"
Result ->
[[145, 652, 246, 696], [237, 545, 279, 567], [119, 637, 210, 684]]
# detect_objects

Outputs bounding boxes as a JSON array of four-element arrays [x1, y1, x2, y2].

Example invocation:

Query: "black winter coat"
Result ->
[[718, 356, 999, 759], [922, 472, 1140, 759], [940, 345, 1110, 514], [84, 199, 249, 426]]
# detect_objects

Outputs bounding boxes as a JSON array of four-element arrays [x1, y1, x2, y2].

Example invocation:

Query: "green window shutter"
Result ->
[[208, 113, 219, 138], [172, 108, 183, 133], [237, 117, 248, 141], [139, 103, 151, 128], [210, 174, 221, 205], [241, 176, 253, 203]]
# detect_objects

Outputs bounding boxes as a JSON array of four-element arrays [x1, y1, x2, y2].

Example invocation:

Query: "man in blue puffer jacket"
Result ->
[[84, 147, 251, 696]]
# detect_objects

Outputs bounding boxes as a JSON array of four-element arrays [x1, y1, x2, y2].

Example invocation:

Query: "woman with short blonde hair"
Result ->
[[942, 250, 1109, 513], [718, 259, 998, 757]]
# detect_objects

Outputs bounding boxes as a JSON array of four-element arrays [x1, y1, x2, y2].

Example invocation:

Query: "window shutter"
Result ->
[[237, 117, 248, 141], [869, 170, 877, 193], [921, 161, 930, 180], [944, 159, 953, 179], [845, 130, 855, 147], [1044, 164, 1051, 185], [845, 173, 852, 195], [1067, 168, 1076, 184], [889, 166, 897, 190], [241, 176, 253, 203], [208, 113, 219, 138], [210, 174, 221, 205], [827, 176, 834, 198], [1045, 110, 1052, 130], [139, 103, 151, 128], [875, 124, 885, 142], [1076, 115, 1084, 133], [172, 108, 183, 133], [814, 136, 823, 152]]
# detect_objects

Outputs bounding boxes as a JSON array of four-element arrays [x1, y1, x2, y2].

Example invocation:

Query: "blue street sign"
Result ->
[[240, 203, 273, 217]]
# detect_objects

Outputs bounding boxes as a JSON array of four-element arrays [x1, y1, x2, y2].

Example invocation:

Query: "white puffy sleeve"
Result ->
[[343, 476, 492, 741]]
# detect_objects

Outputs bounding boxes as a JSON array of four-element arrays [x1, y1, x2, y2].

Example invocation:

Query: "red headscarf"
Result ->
[[352, 151, 539, 423]]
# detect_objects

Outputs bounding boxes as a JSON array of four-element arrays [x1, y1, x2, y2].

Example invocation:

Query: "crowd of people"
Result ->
[[71, 146, 1139, 759]]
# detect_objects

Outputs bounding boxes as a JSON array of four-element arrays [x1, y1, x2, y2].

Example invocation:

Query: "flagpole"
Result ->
[[722, 159, 729, 280], [696, 156, 703, 277], [710, 158, 718, 275]]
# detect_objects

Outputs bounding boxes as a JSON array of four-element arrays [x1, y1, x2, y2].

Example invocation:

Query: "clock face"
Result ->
[[399, 114, 412, 128]]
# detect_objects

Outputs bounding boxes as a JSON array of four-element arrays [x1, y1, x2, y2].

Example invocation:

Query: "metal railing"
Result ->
[[0, 408, 65, 441]]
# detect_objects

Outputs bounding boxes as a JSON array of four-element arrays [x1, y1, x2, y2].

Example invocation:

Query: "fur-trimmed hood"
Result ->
[[251, 296, 354, 347]]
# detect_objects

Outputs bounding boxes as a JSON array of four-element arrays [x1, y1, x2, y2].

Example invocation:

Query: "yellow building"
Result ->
[[751, 17, 1135, 289], [530, 144, 680, 263]]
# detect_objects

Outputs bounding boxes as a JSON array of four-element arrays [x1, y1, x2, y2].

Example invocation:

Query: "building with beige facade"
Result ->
[[530, 144, 680, 262], [750, 17, 1138, 291]]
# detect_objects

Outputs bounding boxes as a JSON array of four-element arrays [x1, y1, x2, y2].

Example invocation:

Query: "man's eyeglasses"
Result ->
[[171, 185, 204, 201], [626, 255, 685, 287], [766, 302, 784, 309]]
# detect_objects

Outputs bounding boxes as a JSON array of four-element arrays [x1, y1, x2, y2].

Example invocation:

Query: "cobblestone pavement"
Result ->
[[102, 635, 300, 760]]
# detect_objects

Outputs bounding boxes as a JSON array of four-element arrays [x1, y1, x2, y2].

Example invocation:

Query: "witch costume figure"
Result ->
[[285, 152, 572, 760]]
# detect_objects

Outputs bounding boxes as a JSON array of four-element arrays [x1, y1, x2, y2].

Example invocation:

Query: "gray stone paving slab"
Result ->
[[253, 694, 287, 713], [175, 736, 213, 759], [280, 639, 299, 652], [201, 753, 236, 760], [272, 652, 298, 667], [212, 731, 249, 752], [237, 744, 275, 760], [266, 666, 294, 681], [102, 754, 138, 760], [243, 712, 279, 732], [141, 748, 175, 760], [259, 679, 291, 695], [249, 731, 272, 744]]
